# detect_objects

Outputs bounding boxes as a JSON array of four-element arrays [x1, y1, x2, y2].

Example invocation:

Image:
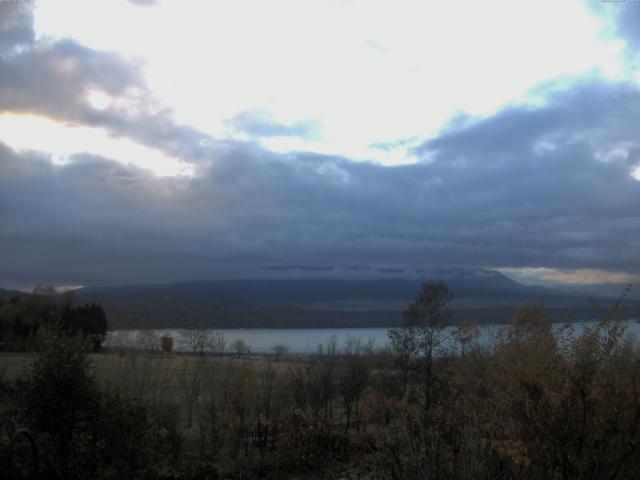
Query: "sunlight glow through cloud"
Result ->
[[498, 267, 640, 286], [0, 114, 193, 176], [86, 89, 112, 111], [33, 0, 624, 167]]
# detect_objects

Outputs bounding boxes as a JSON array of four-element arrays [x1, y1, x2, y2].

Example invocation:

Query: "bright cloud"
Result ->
[[33, 0, 624, 166], [0, 113, 193, 176], [541, 268, 640, 285], [499, 267, 640, 286]]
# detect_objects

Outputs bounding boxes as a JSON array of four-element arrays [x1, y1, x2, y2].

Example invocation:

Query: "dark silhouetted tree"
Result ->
[[388, 280, 452, 410]]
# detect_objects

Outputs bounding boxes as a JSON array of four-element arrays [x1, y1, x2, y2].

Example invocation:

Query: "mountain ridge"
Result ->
[[4, 270, 631, 329], [69, 271, 612, 329], [75, 269, 562, 302]]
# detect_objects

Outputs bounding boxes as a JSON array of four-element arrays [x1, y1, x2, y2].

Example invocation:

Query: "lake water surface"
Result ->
[[107, 320, 640, 354]]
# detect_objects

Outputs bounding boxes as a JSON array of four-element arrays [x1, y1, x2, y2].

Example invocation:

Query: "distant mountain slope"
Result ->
[[3, 270, 630, 329], [67, 270, 618, 329], [0, 288, 26, 301], [77, 269, 561, 304]]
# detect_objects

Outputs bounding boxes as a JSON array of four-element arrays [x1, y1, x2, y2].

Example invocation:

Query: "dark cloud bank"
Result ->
[[0, 4, 639, 287]]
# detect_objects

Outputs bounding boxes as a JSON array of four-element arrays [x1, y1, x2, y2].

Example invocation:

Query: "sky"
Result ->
[[1, 0, 640, 291]]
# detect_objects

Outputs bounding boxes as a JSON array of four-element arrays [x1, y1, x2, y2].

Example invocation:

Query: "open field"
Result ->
[[1, 350, 299, 409]]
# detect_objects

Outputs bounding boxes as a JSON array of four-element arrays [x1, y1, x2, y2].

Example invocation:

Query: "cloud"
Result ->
[[540, 268, 640, 286], [0, 3, 34, 52], [3, 76, 640, 287], [587, 1, 640, 60], [612, 7, 640, 53], [499, 267, 640, 287], [2, 6, 640, 288], [0, 29, 143, 118], [128, 0, 159, 6], [0, 3, 209, 169], [414, 79, 640, 270], [264, 265, 335, 272], [226, 109, 322, 139]]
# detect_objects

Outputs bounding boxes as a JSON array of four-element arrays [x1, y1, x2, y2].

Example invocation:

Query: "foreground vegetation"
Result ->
[[1, 282, 640, 479]]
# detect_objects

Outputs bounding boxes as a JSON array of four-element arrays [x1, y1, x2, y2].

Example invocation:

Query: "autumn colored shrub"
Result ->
[[160, 335, 174, 353]]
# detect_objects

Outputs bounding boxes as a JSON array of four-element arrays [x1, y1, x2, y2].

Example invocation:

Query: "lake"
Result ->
[[106, 319, 640, 354]]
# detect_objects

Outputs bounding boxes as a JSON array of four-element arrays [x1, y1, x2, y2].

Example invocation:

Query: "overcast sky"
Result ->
[[1, 0, 640, 290]]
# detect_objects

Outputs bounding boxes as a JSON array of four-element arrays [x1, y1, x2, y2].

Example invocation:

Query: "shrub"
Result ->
[[15, 337, 151, 479], [160, 335, 174, 353]]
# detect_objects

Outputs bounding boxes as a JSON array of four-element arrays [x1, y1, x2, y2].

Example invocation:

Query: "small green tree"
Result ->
[[16, 337, 150, 478], [59, 302, 108, 351], [17, 337, 98, 477], [84, 302, 108, 351]]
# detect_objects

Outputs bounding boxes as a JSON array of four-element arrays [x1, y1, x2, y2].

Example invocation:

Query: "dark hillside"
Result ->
[[70, 272, 627, 329]]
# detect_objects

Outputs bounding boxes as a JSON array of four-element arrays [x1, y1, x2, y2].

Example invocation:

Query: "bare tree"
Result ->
[[231, 338, 251, 357], [208, 332, 227, 356], [180, 327, 210, 355], [453, 319, 481, 356], [137, 330, 161, 352], [316, 335, 338, 421], [271, 344, 289, 360], [177, 357, 207, 428], [104, 330, 175, 404], [254, 365, 279, 455], [338, 336, 374, 430], [197, 361, 228, 459]]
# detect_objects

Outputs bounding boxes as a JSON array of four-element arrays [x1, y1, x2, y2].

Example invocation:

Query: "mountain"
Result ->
[[69, 270, 618, 329], [0, 288, 27, 301], [76, 269, 557, 303]]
